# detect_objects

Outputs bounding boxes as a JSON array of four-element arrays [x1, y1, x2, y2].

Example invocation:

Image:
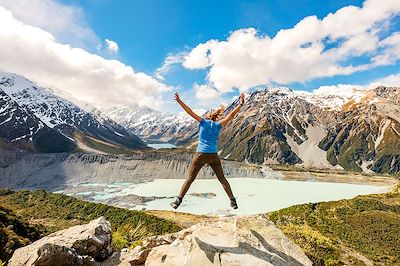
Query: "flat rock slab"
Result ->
[[146, 215, 312, 266]]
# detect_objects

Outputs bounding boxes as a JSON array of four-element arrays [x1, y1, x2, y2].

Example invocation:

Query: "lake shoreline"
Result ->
[[261, 164, 399, 188]]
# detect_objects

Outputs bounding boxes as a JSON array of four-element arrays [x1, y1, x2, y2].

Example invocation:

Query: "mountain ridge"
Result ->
[[0, 71, 149, 153]]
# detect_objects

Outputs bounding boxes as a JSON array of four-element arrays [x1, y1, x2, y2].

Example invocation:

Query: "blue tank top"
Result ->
[[197, 118, 221, 153]]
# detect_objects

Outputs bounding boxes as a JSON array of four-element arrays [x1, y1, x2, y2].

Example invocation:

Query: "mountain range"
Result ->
[[216, 86, 400, 174], [104, 105, 205, 145], [0, 71, 399, 174], [0, 72, 148, 153]]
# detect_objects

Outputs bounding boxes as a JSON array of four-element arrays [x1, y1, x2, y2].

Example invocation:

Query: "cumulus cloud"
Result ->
[[155, 52, 187, 80], [0, 7, 170, 108], [194, 83, 221, 100], [183, 0, 400, 93], [0, 0, 100, 49], [105, 39, 119, 53]]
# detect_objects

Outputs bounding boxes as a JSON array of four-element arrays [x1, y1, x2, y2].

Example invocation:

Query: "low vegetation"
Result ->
[[267, 184, 400, 265], [0, 189, 181, 262], [0, 205, 45, 262]]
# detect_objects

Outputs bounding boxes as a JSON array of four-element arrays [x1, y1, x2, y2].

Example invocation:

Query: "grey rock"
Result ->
[[9, 217, 112, 266], [145, 215, 312, 266]]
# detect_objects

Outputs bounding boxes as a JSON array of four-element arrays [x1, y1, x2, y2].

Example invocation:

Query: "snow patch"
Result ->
[[360, 160, 375, 174], [375, 119, 391, 150], [113, 131, 124, 137], [284, 125, 334, 169]]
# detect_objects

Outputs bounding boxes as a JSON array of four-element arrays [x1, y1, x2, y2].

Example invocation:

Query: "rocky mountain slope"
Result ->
[[104, 105, 205, 144], [168, 87, 400, 174], [0, 72, 148, 153], [0, 88, 75, 152], [320, 87, 400, 174]]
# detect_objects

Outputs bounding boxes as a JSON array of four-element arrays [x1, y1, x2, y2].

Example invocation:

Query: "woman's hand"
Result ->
[[239, 93, 245, 106], [174, 92, 181, 103]]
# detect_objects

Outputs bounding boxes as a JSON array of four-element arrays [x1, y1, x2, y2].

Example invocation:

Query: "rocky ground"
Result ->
[[9, 216, 312, 266]]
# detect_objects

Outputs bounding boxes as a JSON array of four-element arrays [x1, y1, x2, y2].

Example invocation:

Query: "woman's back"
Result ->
[[197, 118, 221, 153]]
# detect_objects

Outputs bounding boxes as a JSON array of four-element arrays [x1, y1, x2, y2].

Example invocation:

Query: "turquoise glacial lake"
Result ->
[[63, 178, 387, 216], [146, 143, 177, 149]]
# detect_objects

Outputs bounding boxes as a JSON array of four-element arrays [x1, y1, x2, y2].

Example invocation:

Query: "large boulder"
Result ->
[[9, 217, 112, 266], [145, 215, 312, 266]]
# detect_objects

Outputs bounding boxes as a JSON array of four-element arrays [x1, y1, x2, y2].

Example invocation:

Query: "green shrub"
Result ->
[[268, 189, 400, 265]]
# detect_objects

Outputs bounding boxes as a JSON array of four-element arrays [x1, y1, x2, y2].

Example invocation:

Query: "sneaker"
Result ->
[[170, 197, 182, 209], [230, 198, 238, 209]]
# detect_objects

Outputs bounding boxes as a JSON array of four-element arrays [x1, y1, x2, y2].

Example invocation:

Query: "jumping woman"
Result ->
[[170, 92, 245, 210]]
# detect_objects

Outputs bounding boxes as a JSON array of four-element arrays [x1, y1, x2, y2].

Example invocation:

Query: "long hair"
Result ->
[[205, 105, 225, 121]]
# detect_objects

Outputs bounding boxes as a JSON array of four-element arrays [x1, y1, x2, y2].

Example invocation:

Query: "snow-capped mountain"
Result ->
[[0, 72, 148, 153], [0, 87, 75, 152], [170, 86, 399, 174], [104, 105, 206, 144]]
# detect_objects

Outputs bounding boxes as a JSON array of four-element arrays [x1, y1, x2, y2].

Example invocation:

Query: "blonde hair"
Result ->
[[205, 105, 225, 121]]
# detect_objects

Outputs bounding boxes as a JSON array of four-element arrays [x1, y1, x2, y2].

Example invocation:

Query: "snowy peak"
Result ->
[[0, 87, 76, 152], [1, 74, 87, 128], [103, 105, 206, 144], [0, 87, 43, 142], [0, 71, 148, 152]]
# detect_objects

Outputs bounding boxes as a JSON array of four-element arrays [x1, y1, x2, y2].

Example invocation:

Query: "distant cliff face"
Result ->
[[0, 151, 263, 189]]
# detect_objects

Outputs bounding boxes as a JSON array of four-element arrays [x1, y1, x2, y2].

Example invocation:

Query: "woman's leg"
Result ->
[[208, 155, 234, 199], [178, 153, 205, 198]]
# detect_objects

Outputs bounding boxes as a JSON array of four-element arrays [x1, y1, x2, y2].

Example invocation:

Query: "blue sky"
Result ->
[[0, 0, 399, 113], [60, 0, 363, 70], [63, 0, 400, 110]]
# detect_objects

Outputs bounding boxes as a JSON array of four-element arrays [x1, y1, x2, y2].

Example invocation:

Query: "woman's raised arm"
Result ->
[[174, 92, 202, 122], [220, 93, 245, 127]]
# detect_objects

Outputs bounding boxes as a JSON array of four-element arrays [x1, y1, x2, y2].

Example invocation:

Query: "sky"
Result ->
[[0, 0, 399, 113]]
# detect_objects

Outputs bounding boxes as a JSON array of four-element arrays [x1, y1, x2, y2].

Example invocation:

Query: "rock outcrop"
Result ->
[[145, 215, 312, 266], [102, 216, 312, 266], [9, 216, 312, 266], [9, 217, 112, 266]]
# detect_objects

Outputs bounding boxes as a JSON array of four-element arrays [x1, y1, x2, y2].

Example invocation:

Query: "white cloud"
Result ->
[[194, 83, 221, 101], [368, 72, 400, 88], [0, 0, 100, 49], [304, 72, 400, 96], [183, 40, 218, 69], [183, 0, 400, 93], [105, 39, 119, 53], [311, 84, 365, 96], [0, 7, 170, 108], [155, 52, 187, 80]]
